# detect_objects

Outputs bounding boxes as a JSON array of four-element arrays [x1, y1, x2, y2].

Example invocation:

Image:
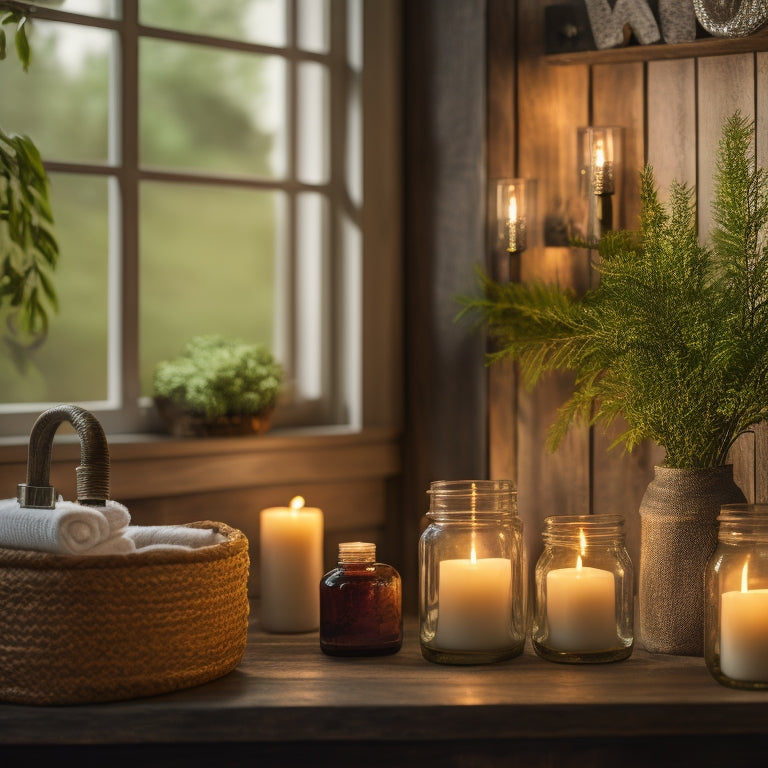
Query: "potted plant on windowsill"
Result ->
[[460, 111, 768, 656], [152, 334, 284, 438]]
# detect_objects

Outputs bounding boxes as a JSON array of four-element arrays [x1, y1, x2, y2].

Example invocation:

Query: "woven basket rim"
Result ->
[[0, 520, 247, 570]]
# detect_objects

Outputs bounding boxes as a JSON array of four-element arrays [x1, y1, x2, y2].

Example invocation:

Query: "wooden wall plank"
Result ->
[[698, 54, 756, 500], [589, 60, 653, 577], [516, 0, 590, 572], [487, 0, 519, 486], [592, 62, 645, 232], [756, 54, 768, 503], [647, 58, 697, 194], [697, 54, 755, 241]]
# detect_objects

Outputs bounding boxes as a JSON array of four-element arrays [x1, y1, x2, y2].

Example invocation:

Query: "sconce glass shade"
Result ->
[[577, 126, 622, 244], [495, 178, 535, 254]]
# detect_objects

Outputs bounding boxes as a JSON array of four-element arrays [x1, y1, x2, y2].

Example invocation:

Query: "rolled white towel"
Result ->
[[126, 524, 224, 551], [0, 498, 132, 555]]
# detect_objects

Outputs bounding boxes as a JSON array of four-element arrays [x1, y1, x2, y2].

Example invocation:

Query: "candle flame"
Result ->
[[470, 546, 477, 565], [508, 192, 518, 223], [742, 560, 749, 593], [579, 527, 586, 557], [289, 495, 305, 511], [594, 139, 605, 168], [576, 554, 583, 571]]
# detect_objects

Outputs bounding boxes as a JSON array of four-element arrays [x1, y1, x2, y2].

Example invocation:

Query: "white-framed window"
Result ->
[[0, 0, 390, 439]]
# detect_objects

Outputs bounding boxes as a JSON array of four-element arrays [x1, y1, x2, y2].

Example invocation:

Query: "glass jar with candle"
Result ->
[[705, 504, 768, 689], [532, 514, 633, 664], [419, 479, 526, 665]]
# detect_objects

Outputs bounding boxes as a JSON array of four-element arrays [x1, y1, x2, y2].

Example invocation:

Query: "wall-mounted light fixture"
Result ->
[[495, 177, 535, 252], [577, 126, 622, 245]]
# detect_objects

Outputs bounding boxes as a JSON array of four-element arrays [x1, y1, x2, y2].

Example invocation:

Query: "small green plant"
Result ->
[[1, 2, 59, 356], [152, 334, 284, 419], [460, 111, 768, 469]]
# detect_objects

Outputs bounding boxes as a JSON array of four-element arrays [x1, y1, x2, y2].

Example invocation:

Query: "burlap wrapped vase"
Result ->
[[638, 465, 746, 656]]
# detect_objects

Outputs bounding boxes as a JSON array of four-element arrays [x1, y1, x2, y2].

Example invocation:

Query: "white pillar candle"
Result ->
[[546, 558, 616, 651], [259, 496, 324, 633], [720, 562, 768, 681], [434, 553, 512, 650]]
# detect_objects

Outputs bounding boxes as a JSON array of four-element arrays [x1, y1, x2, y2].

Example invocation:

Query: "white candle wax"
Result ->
[[720, 588, 768, 681], [434, 556, 512, 650], [546, 564, 616, 651], [259, 496, 324, 633]]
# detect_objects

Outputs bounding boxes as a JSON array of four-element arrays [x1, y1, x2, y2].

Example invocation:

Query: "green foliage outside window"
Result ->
[[0, 1, 59, 362]]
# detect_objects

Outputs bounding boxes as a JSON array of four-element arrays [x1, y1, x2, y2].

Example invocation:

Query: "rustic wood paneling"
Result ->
[[515, 0, 590, 571], [402, 0, 489, 611], [647, 58, 697, 193], [697, 54, 755, 241], [589, 60, 650, 572], [487, 0, 520, 486], [500, 3, 768, 576]]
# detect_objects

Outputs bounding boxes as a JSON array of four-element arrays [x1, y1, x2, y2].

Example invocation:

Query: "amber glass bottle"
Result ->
[[319, 542, 402, 656]]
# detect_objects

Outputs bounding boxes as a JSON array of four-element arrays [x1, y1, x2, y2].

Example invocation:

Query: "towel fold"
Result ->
[[0, 498, 223, 555], [0, 498, 132, 555], [125, 525, 224, 551]]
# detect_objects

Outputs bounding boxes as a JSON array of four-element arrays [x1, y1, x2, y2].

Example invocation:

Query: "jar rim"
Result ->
[[427, 479, 516, 496], [543, 513, 624, 528], [718, 503, 768, 521]]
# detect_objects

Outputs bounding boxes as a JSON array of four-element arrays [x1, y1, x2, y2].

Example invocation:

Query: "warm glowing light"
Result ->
[[594, 139, 605, 168], [470, 546, 477, 565], [579, 527, 587, 557], [576, 554, 583, 571], [508, 192, 518, 223], [290, 495, 305, 511], [742, 560, 750, 592]]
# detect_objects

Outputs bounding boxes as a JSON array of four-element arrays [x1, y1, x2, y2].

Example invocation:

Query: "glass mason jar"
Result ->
[[706, 504, 768, 689], [532, 514, 633, 663], [419, 479, 526, 665]]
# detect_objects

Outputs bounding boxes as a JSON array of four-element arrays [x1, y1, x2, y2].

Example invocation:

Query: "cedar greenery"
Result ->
[[460, 112, 768, 469], [0, 1, 59, 355]]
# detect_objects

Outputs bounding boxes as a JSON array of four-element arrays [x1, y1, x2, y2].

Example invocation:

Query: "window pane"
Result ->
[[0, 21, 112, 164], [0, 174, 110, 404], [37, 0, 119, 17], [139, 182, 280, 396], [295, 192, 328, 399], [139, 0, 286, 47], [297, 62, 329, 184], [297, 0, 329, 53], [140, 38, 286, 178]]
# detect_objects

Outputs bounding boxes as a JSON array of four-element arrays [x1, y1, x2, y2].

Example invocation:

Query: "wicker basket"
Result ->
[[0, 405, 250, 706]]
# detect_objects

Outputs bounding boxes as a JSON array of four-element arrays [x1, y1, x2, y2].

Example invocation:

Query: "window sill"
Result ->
[[0, 426, 401, 502]]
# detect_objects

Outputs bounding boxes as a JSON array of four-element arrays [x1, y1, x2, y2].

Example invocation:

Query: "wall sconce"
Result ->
[[495, 178, 535, 255], [578, 126, 622, 245]]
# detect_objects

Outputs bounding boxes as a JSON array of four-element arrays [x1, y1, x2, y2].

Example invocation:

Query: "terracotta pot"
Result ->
[[154, 397, 273, 438], [638, 465, 746, 656]]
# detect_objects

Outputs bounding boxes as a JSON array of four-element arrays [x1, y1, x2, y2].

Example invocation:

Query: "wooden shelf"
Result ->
[[547, 26, 768, 65], [2, 606, 768, 766]]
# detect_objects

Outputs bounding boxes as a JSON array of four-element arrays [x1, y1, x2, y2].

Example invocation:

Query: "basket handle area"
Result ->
[[17, 404, 110, 509]]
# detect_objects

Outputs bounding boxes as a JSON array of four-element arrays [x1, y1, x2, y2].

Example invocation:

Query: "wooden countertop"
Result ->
[[2, 602, 768, 766]]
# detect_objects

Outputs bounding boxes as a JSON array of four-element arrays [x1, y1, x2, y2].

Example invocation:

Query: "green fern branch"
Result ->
[[459, 111, 768, 469]]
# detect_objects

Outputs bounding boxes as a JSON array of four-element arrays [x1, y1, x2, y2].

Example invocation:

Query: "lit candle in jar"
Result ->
[[259, 495, 324, 633], [592, 137, 614, 196], [546, 528, 616, 651], [720, 561, 768, 681], [434, 546, 513, 650], [505, 185, 527, 253]]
